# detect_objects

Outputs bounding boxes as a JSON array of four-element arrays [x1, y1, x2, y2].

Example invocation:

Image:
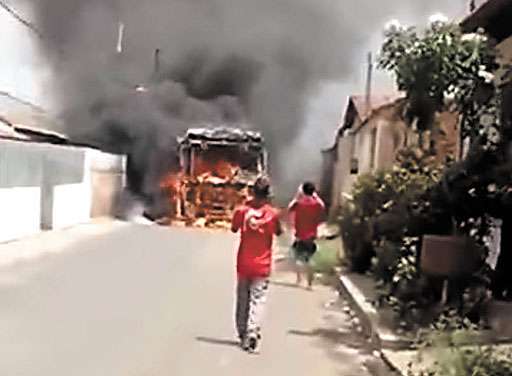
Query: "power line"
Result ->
[[0, 1, 66, 58], [0, 0, 44, 39], [0, 91, 47, 114], [0, 3, 48, 116]]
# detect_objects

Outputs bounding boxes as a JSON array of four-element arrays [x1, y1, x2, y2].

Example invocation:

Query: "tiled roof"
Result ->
[[349, 94, 402, 122]]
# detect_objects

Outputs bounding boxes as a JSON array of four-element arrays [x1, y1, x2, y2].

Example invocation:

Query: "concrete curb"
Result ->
[[337, 273, 512, 376], [337, 274, 414, 351], [337, 275, 380, 350], [337, 274, 416, 376]]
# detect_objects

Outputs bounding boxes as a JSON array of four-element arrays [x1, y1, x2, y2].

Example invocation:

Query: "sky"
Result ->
[[0, 3, 52, 108]]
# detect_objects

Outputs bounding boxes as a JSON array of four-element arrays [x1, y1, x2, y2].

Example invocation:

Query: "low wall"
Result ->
[[89, 150, 126, 218], [0, 141, 46, 241], [0, 139, 126, 242], [0, 187, 41, 242]]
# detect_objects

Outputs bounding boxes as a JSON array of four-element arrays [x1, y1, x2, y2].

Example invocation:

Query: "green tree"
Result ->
[[379, 19, 501, 147]]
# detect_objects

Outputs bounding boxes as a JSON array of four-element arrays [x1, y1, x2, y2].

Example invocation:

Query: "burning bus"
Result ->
[[160, 126, 267, 227]]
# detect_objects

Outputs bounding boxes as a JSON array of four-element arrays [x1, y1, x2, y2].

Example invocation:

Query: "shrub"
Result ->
[[410, 313, 512, 376], [340, 148, 445, 278], [339, 173, 382, 273]]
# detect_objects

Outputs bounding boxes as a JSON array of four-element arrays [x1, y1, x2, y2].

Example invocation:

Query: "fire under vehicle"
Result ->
[[161, 126, 267, 227]]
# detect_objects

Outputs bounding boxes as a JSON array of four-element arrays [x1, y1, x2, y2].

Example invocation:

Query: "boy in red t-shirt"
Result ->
[[288, 182, 325, 289], [231, 176, 282, 353]]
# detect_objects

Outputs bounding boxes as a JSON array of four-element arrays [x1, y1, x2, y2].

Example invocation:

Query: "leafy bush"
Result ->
[[340, 146, 498, 327], [340, 148, 446, 279], [409, 313, 512, 376], [411, 346, 512, 376], [339, 173, 382, 273], [340, 149, 466, 326]]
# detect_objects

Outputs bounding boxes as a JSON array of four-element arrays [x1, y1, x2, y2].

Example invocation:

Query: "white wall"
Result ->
[[88, 150, 126, 218], [328, 108, 406, 218], [52, 149, 126, 229], [329, 136, 355, 219], [0, 187, 41, 242], [0, 140, 45, 242], [0, 139, 125, 242], [52, 183, 92, 230]]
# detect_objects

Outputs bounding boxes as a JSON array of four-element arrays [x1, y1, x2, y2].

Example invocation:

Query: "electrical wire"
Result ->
[[0, 91, 47, 113], [0, 0, 44, 39]]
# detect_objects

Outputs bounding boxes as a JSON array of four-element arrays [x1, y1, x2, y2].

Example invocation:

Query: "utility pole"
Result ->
[[470, 0, 476, 12], [0, 0, 44, 39], [365, 52, 373, 111], [154, 49, 161, 76], [116, 22, 125, 54]]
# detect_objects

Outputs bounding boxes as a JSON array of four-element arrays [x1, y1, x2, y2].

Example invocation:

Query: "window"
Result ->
[[350, 158, 359, 175]]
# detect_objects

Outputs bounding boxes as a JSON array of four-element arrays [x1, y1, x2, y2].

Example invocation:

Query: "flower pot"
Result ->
[[420, 235, 479, 278]]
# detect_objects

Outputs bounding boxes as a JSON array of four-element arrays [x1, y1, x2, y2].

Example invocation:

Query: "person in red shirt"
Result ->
[[231, 176, 282, 353], [288, 182, 325, 289]]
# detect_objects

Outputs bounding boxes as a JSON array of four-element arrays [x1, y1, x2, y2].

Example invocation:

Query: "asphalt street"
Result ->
[[0, 222, 387, 376]]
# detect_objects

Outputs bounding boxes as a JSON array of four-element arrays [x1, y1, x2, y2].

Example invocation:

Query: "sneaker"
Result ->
[[245, 335, 260, 354]]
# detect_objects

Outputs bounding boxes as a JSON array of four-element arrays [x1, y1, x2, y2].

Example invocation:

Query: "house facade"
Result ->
[[322, 95, 459, 219], [320, 3, 512, 220]]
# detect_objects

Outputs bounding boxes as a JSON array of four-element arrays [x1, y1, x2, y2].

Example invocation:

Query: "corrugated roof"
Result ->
[[0, 91, 48, 127], [0, 116, 29, 140], [325, 93, 403, 152], [14, 124, 68, 144], [338, 93, 402, 134], [0, 91, 69, 144]]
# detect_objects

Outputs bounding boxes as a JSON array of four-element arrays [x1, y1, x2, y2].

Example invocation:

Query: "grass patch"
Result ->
[[311, 238, 341, 275]]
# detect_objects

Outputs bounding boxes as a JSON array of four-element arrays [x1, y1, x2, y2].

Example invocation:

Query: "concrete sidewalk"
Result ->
[[338, 271, 512, 375]]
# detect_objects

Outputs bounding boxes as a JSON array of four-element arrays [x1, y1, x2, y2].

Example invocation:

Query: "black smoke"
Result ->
[[29, 0, 467, 205]]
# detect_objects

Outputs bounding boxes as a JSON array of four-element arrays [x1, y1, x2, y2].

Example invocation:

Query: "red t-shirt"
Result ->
[[232, 200, 279, 278], [289, 195, 325, 241]]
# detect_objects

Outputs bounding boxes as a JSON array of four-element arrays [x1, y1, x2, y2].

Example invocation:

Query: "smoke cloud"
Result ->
[[28, 0, 467, 205]]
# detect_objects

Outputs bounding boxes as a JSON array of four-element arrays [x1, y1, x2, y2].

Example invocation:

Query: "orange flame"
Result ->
[[194, 158, 239, 179], [160, 158, 245, 225], [160, 172, 181, 191]]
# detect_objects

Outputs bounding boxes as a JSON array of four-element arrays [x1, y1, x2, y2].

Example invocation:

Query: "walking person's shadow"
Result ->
[[270, 280, 304, 289], [195, 336, 240, 348]]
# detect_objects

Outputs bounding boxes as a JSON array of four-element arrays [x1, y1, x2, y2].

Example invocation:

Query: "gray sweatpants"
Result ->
[[235, 277, 269, 339]]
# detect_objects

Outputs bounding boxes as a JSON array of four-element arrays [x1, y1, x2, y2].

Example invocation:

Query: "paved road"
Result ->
[[0, 222, 387, 376]]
